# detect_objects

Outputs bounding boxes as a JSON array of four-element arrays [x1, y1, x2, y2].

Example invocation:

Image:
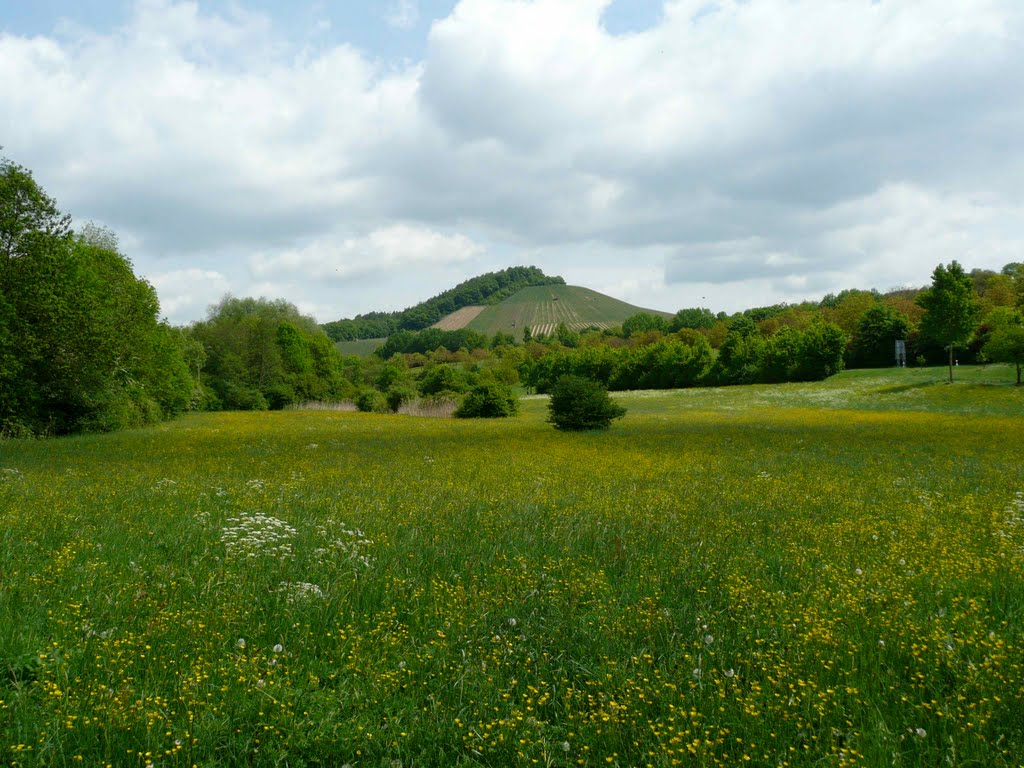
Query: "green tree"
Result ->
[[916, 261, 981, 382], [792, 320, 847, 381], [981, 308, 1024, 384], [555, 322, 580, 348], [490, 331, 516, 348], [1, 156, 194, 434], [848, 305, 911, 368], [418, 364, 471, 396], [669, 307, 716, 331], [622, 312, 667, 337], [547, 375, 626, 431], [190, 296, 351, 410], [0, 156, 71, 268], [759, 326, 801, 383]]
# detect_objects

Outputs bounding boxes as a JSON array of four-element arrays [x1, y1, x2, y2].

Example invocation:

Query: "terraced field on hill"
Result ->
[[457, 284, 669, 336]]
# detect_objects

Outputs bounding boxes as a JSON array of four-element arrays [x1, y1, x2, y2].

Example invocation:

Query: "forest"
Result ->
[[2, 153, 1023, 437]]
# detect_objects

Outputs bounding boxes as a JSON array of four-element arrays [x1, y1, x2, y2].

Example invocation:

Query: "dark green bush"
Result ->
[[386, 384, 419, 413], [355, 389, 388, 413], [547, 375, 626, 431], [265, 383, 296, 410], [454, 382, 519, 418]]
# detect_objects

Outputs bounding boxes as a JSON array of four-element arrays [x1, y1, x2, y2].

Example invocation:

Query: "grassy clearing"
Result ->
[[1, 368, 1022, 767], [335, 338, 386, 357]]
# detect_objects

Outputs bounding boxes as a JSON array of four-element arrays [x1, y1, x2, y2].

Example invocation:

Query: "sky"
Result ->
[[1, 0, 1022, 325]]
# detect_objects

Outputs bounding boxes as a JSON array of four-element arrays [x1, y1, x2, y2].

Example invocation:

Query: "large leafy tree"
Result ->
[[669, 307, 716, 331], [848, 305, 912, 369], [1, 155, 193, 434], [982, 308, 1024, 385], [189, 296, 355, 410], [916, 261, 980, 383], [0, 156, 71, 267]]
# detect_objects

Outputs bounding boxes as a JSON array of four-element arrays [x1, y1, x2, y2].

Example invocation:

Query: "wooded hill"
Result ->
[[322, 266, 564, 341]]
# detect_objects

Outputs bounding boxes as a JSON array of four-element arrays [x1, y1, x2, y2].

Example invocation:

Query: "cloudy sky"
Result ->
[[2, 0, 1022, 324]]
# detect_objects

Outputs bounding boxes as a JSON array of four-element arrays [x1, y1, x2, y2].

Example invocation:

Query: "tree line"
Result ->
[[1, 158, 194, 435], [366, 260, 1024, 390], [0, 154, 364, 435], [4, 151, 1022, 437]]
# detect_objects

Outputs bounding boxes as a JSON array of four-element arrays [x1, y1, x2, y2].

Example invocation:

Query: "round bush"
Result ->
[[454, 382, 519, 419], [386, 384, 419, 413], [354, 388, 388, 413], [547, 375, 626, 431]]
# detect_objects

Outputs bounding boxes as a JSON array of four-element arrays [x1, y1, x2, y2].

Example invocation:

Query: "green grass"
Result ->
[[1, 367, 1022, 767], [466, 284, 670, 337], [335, 337, 386, 357]]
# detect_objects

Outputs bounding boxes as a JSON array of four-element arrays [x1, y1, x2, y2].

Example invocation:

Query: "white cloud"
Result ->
[[150, 268, 230, 322], [385, 0, 420, 30], [249, 224, 484, 280], [1, 0, 1022, 323]]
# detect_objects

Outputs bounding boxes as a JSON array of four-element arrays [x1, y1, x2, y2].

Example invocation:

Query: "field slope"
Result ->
[[464, 283, 670, 336], [1, 367, 1022, 767]]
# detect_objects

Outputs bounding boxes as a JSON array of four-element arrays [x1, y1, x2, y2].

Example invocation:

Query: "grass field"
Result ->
[[466, 285, 670, 337], [335, 338, 386, 357], [1, 366, 1022, 767]]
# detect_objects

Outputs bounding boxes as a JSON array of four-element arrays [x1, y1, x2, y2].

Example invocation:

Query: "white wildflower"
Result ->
[[221, 513, 297, 560], [315, 520, 374, 568], [278, 581, 325, 603]]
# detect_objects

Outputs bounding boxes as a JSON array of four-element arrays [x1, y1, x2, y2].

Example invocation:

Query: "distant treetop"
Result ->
[[323, 266, 564, 341]]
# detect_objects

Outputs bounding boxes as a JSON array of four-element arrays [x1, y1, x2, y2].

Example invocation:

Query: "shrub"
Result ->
[[386, 384, 419, 413], [454, 382, 519, 418], [355, 389, 388, 413], [547, 375, 626, 431], [265, 383, 296, 411]]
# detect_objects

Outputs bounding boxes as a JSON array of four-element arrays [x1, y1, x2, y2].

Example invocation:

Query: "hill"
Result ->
[[323, 266, 564, 341], [462, 284, 670, 337]]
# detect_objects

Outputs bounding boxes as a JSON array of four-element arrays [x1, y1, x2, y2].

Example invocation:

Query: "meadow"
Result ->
[[1, 366, 1022, 767]]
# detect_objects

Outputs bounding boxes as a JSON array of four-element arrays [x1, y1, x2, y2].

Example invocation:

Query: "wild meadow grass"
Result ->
[[1, 366, 1022, 766]]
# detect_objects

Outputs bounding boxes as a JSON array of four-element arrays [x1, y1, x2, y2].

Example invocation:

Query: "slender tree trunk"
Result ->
[[948, 344, 954, 383], [1017, 362, 1021, 385]]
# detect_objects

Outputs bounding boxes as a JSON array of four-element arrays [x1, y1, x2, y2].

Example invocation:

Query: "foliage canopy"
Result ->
[[0, 155, 193, 435], [454, 381, 519, 418]]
